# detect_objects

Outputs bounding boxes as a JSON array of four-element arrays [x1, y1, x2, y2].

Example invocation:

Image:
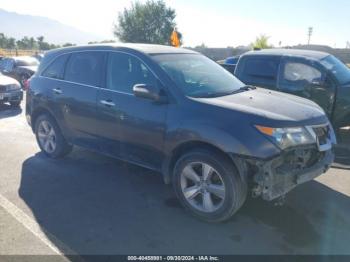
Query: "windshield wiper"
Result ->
[[239, 85, 257, 91], [191, 85, 257, 98], [226, 85, 257, 95]]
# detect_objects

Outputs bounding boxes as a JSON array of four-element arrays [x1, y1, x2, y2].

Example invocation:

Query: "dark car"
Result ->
[[26, 44, 335, 222], [218, 55, 240, 74], [0, 56, 39, 87], [226, 49, 350, 141], [0, 72, 23, 107]]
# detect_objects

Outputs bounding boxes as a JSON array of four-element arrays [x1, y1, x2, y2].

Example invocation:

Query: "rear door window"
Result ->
[[64, 52, 106, 87], [237, 56, 280, 88], [42, 54, 69, 79]]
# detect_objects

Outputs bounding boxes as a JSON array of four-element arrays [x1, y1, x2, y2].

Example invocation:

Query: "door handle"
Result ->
[[53, 88, 62, 95], [100, 100, 115, 107]]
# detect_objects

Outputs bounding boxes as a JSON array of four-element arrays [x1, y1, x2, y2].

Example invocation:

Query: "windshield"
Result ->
[[152, 53, 244, 98], [320, 55, 350, 85]]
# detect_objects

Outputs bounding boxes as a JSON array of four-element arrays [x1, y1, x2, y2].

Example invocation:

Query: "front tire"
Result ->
[[34, 114, 72, 158], [173, 149, 247, 222]]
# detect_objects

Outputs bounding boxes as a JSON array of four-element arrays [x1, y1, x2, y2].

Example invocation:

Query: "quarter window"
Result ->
[[106, 52, 157, 93], [280, 62, 323, 91], [64, 52, 105, 87], [284, 62, 321, 82], [42, 54, 69, 79]]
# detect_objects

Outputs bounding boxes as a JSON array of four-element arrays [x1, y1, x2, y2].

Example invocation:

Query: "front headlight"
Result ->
[[6, 84, 20, 91], [255, 125, 316, 149]]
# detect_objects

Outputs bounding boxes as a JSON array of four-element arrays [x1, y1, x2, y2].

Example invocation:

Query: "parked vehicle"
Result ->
[[0, 56, 39, 87], [32, 53, 44, 62], [218, 55, 240, 74], [224, 49, 350, 141], [0, 72, 22, 107], [26, 44, 335, 222]]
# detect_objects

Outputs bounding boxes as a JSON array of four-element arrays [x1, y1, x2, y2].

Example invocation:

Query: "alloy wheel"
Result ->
[[37, 120, 57, 154], [180, 162, 226, 213]]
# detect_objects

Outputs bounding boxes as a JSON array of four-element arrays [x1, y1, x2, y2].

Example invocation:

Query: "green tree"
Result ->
[[16, 36, 32, 49], [16, 39, 25, 49], [37, 36, 45, 49], [62, 43, 75, 47], [0, 33, 7, 48], [88, 40, 116, 44], [0, 33, 62, 50], [114, 0, 178, 45], [49, 43, 59, 49], [6, 37, 16, 49], [29, 37, 37, 49], [251, 34, 272, 49]]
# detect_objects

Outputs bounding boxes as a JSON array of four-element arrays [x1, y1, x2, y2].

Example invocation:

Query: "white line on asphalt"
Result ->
[[0, 193, 77, 258]]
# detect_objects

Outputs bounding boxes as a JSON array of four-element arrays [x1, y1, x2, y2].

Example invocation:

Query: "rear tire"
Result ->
[[34, 114, 72, 158], [172, 149, 247, 222]]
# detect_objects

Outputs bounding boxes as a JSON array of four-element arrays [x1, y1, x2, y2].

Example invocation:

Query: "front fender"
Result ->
[[160, 121, 282, 184], [164, 124, 250, 157], [165, 122, 281, 159]]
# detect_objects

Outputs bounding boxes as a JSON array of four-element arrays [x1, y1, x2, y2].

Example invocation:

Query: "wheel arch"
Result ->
[[31, 106, 60, 132], [162, 140, 245, 185]]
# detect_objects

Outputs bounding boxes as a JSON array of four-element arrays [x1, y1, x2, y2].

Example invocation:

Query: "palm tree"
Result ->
[[251, 35, 272, 49]]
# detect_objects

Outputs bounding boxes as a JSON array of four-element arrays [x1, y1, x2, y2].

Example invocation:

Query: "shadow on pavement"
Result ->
[[0, 103, 22, 119], [18, 148, 350, 255]]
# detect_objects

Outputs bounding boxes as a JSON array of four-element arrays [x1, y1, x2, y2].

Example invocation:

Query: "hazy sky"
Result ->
[[0, 0, 349, 47]]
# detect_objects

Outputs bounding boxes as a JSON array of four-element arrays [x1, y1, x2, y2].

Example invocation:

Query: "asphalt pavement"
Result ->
[[0, 101, 349, 257]]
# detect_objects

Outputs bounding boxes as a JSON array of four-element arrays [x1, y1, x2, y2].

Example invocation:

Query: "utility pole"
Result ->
[[307, 27, 313, 45]]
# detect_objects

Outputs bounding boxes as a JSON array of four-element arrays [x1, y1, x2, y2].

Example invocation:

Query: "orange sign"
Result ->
[[170, 30, 180, 47]]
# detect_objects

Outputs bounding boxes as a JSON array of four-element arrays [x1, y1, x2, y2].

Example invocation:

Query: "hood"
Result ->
[[194, 88, 327, 125], [18, 65, 38, 72], [0, 74, 20, 86]]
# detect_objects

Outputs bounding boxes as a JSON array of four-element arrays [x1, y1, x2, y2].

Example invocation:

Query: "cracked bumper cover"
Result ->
[[237, 146, 334, 201]]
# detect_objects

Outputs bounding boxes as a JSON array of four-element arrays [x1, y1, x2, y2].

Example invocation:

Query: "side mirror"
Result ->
[[133, 84, 167, 102]]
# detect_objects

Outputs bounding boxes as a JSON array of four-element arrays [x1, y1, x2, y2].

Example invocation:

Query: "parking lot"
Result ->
[[0, 100, 350, 256]]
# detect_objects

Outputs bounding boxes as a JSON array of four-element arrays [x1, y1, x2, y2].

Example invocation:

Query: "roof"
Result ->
[[243, 48, 330, 60], [47, 43, 198, 56]]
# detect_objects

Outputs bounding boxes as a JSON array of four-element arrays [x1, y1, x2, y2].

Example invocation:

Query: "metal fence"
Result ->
[[0, 49, 39, 57]]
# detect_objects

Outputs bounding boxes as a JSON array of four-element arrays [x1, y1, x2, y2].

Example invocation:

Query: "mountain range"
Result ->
[[0, 9, 105, 45]]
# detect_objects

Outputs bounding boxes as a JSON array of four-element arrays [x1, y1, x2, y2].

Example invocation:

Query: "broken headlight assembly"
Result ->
[[255, 125, 316, 149]]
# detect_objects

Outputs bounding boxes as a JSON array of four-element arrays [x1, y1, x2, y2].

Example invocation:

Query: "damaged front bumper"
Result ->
[[241, 145, 334, 201]]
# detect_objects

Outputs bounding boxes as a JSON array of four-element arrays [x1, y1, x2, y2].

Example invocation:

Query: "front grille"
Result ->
[[0, 85, 6, 92], [313, 126, 330, 145]]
